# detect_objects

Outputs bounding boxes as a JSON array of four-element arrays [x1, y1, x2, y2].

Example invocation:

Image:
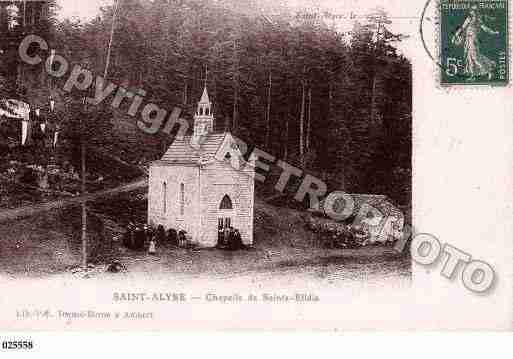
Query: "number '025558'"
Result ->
[[2, 341, 34, 350]]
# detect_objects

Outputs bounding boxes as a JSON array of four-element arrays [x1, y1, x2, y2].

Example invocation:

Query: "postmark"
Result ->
[[440, 0, 509, 86]]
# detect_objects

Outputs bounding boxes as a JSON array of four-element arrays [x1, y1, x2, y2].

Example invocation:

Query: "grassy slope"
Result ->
[[253, 198, 317, 249], [0, 207, 109, 277]]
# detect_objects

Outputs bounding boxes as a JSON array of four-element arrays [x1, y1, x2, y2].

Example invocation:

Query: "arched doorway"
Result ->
[[218, 194, 234, 246]]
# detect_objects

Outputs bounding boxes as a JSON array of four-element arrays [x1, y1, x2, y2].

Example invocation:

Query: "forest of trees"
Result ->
[[1, 0, 411, 206]]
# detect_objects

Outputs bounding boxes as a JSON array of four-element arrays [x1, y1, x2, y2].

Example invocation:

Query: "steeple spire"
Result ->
[[199, 86, 210, 104], [193, 86, 214, 140], [204, 65, 208, 88]]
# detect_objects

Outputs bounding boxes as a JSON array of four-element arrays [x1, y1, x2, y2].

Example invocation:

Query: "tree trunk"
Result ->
[[183, 82, 188, 106], [103, 0, 118, 80], [232, 83, 238, 133], [370, 70, 378, 126], [284, 101, 289, 161], [306, 87, 312, 151], [328, 81, 333, 118], [265, 71, 272, 148], [81, 141, 87, 270], [232, 39, 239, 134], [284, 114, 289, 161], [212, 69, 218, 131], [23, 0, 26, 27], [370, 21, 382, 128], [299, 78, 306, 168]]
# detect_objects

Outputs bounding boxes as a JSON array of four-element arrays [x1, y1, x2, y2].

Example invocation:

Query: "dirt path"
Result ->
[[0, 178, 148, 223], [71, 244, 408, 285]]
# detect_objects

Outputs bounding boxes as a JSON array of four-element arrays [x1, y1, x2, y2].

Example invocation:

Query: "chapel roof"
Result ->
[[158, 132, 227, 164]]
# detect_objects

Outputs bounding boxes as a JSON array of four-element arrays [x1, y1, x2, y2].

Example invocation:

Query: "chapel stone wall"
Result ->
[[148, 164, 200, 239]]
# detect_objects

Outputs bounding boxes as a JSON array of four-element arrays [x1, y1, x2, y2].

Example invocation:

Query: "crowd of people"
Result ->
[[122, 223, 178, 253], [121, 222, 245, 253], [217, 226, 244, 251]]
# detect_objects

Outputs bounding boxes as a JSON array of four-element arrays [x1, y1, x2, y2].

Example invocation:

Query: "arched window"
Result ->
[[162, 182, 167, 213], [219, 194, 233, 210], [206, 107, 209, 115], [180, 183, 185, 215], [200, 107, 203, 116]]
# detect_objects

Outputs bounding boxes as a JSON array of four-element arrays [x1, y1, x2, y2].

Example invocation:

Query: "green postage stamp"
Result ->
[[440, 0, 509, 86]]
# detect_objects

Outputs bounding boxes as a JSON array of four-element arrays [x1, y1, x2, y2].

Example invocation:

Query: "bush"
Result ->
[[306, 216, 369, 248], [18, 167, 38, 186]]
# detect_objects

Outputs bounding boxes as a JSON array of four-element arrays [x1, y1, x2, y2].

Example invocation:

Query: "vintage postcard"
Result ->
[[0, 0, 512, 338]]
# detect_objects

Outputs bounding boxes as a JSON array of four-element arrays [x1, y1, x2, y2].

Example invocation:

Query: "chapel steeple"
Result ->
[[193, 86, 214, 137]]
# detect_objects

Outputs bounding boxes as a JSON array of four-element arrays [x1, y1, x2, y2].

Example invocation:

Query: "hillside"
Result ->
[[0, 194, 409, 279]]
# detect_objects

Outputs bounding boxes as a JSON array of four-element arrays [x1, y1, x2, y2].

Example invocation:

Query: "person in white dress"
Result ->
[[452, 7, 500, 80]]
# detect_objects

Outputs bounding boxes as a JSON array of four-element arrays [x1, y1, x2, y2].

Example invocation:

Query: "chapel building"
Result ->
[[148, 87, 255, 247]]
